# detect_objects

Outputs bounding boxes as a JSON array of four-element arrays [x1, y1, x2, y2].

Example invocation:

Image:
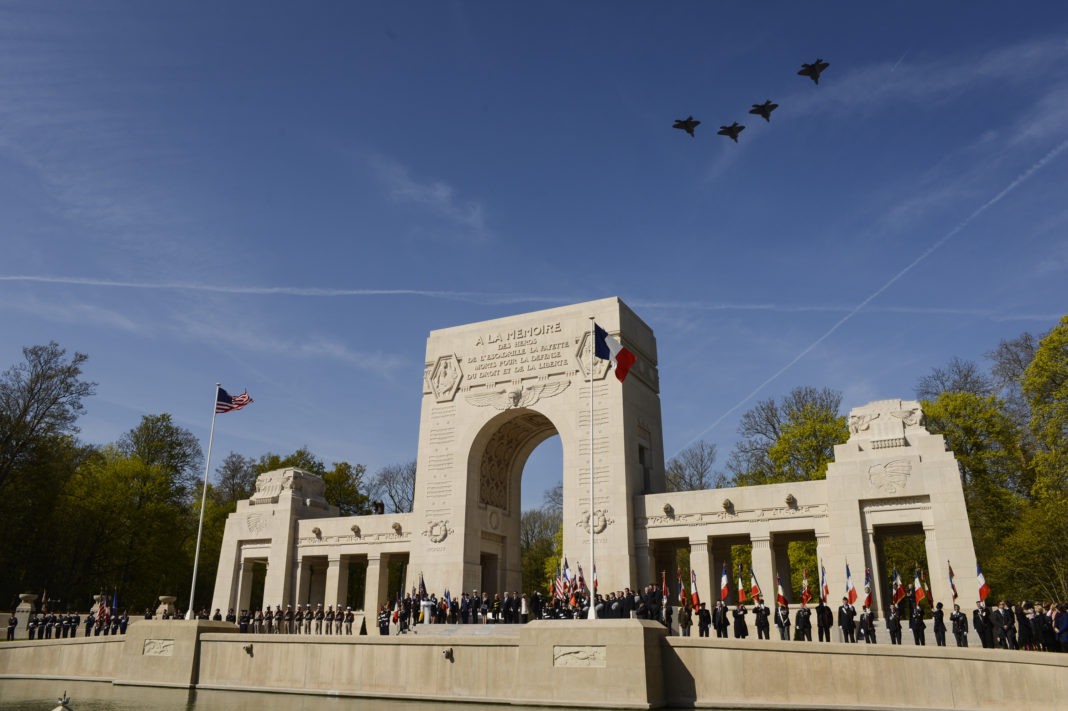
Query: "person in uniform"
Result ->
[[697, 603, 711, 637], [795, 602, 812, 641], [838, 597, 857, 643], [84, 614, 93, 638], [677, 604, 692, 637], [264, 606, 274, 634], [816, 600, 833, 642], [70, 613, 81, 640], [254, 608, 264, 634], [859, 606, 877, 644], [285, 605, 294, 634], [345, 607, 354, 635], [949, 604, 968, 647], [932, 602, 947, 647], [292, 605, 302, 633], [732, 604, 748, 639], [887, 606, 902, 645], [378, 605, 391, 635], [6, 612, 16, 641], [212, 608, 222, 621], [324, 605, 334, 635], [713, 601, 729, 638], [775, 604, 791, 641], [910, 604, 926, 645], [144, 607, 154, 620], [238, 610, 249, 634], [335, 605, 344, 635], [226, 608, 237, 624], [753, 598, 771, 640]]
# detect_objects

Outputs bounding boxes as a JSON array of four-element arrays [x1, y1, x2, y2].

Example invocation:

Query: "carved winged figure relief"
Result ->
[[849, 412, 879, 434], [464, 379, 570, 410], [890, 408, 924, 428]]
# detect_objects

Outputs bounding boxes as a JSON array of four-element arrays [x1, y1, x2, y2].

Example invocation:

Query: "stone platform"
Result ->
[[1, 619, 1065, 710]]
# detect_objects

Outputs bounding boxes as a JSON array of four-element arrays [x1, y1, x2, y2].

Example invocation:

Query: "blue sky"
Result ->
[[2, 1, 1066, 508]]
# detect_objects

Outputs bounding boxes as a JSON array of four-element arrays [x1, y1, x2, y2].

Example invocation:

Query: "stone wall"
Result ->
[[0, 635, 125, 681]]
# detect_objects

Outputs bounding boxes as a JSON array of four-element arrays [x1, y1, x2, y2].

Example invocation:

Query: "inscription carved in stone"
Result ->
[[143, 639, 174, 657], [553, 645, 606, 668]]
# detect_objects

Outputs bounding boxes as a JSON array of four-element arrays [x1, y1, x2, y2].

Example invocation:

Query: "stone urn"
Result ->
[[14, 594, 38, 640], [156, 595, 178, 618]]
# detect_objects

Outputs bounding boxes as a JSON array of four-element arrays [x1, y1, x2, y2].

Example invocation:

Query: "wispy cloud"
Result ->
[[1, 297, 142, 332], [370, 155, 490, 241], [2, 275, 1059, 323], [675, 136, 1068, 454]]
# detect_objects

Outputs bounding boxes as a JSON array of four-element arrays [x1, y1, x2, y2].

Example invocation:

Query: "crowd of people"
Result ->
[[8, 587, 1066, 653]]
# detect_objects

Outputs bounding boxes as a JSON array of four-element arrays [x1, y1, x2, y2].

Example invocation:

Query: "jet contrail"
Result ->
[[674, 137, 1068, 456]]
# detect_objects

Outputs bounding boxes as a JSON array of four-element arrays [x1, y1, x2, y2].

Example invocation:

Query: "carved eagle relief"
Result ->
[[464, 379, 570, 410]]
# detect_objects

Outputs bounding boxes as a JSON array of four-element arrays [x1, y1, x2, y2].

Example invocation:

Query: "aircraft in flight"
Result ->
[[673, 116, 701, 137], [717, 122, 745, 143], [798, 58, 830, 84], [748, 100, 779, 122]]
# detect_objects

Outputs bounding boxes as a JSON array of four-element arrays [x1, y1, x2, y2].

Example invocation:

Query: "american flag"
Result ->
[[97, 595, 108, 624], [216, 387, 253, 413]]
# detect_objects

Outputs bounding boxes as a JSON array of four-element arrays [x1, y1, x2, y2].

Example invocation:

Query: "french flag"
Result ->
[[845, 564, 858, 604], [720, 564, 729, 601], [594, 324, 636, 383], [976, 563, 990, 600], [775, 574, 788, 607]]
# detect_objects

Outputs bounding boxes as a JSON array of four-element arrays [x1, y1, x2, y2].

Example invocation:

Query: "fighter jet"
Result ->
[[748, 100, 779, 122], [673, 116, 701, 137], [717, 122, 745, 143], [798, 58, 830, 84]]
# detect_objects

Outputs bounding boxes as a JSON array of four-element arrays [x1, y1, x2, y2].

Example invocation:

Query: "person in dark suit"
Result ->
[[932, 602, 947, 647], [950, 604, 968, 647], [974, 602, 993, 648], [815, 600, 833, 642], [795, 602, 812, 642], [774, 605, 791, 641], [6, 613, 15, 641], [732, 604, 749, 639], [910, 605, 926, 645], [838, 598, 857, 643], [697, 603, 711, 637], [753, 598, 771, 640], [859, 606, 877, 644], [886, 606, 903, 645], [713, 601, 730, 638], [994, 600, 1017, 649]]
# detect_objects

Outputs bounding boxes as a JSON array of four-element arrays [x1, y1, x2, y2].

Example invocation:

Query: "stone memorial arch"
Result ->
[[211, 297, 983, 624]]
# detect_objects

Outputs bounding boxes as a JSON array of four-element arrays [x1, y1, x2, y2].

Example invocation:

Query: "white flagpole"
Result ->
[[588, 316, 597, 620], [186, 383, 221, 620]]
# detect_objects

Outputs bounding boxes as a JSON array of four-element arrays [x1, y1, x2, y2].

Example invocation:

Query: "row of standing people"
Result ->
[[6, 611, 130, 640]]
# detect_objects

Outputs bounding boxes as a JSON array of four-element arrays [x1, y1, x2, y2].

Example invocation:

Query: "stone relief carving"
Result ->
[[890, 407, 924, 428], [847, 400, 926, 449], [429, 354, 463, 403], [849, 412, 880, 434], [577, 509, 614, 534], [868, 459, 911, 493], [575, 332, 611, 380], [350, 524, 361, 538], [636, 503, 828, 528], [391, 522, 403, 534], [553, 645, 606, 668], [250, 467, 327, 506], [311, 527, 322, 539], [422, 520, 454, 544], [142, 639, 174, 657], [861, 496, 930, 512], [246, 513, 267, 534], [464, 378, 570, 410], [479, 413, 554, 511]]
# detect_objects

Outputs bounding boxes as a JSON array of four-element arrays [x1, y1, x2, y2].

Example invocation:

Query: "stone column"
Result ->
[[364, 554, 390, 614], [865, 527, 884, 615], [710, 544, 733, 605], [688, 537, 712, 608], [292, 557, 310, 607], [324, 554, 348, 608], [923, 525, 950, 607], [236, 559, 254, 612], [815, 534, 831, 602], [634, 543, 653, 589], [750, 535, 774, 605]]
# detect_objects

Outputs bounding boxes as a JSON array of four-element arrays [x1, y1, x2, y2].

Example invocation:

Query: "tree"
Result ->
[[0, 342, 95, 493], [1022, 315, 1068, 495], [369, 460, 417, 513], [986, 331, 1040, 430], [665, 440, 725, 492], [323, 461, 372, 516], [542, 483, 563, 516], [118, 413, 203, 497], [213, 452, 257, 506], [256, 446, 325, 476], [728, 387, 846, 486], [914, 357, 994, 402]]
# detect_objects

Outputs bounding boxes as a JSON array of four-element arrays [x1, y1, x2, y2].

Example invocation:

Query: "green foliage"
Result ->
[[256, 447, 371, 515], [766, 403, 848, 483], [118, 413, 204, 495], [1022, 315, 1068, 497]]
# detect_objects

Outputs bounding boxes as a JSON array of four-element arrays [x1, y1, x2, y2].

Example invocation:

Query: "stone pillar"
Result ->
[[293, 558, 312, 606], [14, 594, 36, 640], [923, 525, 951, 607], [710, 544, 733, 605], [324, 554, 348, 608], [750, 535, 774, 605], [236, 559, 254, 612], [364, 554, 390, 614], [865, 527, 884, 615], [635, 543, 653, 590], [815, 534, 831, 602], [688, 537, 711, 608]]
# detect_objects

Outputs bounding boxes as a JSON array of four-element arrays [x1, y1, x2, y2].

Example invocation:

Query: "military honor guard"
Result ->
[[886, 606, 903, 645], [795, 602, 812, 641], [775, 604, 791, 641], [910, 605, 926, 646], [838, 597, 857, 643], [950, 604, 969, 647], [932, 602, 947, 646]]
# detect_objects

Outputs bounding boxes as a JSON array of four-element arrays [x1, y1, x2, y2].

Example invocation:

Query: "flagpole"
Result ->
[[588, 316, 597, 620], [186, 383, 221, 620]]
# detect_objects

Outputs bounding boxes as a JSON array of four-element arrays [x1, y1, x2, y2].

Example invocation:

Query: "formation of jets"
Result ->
[[672, 58, 828, 143]]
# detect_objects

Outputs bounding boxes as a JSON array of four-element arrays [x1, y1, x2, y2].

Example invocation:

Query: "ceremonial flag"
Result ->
[[594, 323, 637, 383], [749, 568, 761, 600], [845, 564, 858, 604], [554, 563, 564, 599], [443, 589, 451, 610], [801, 567, 812, 605], [215, 387, 253, 413], [677, 568, 686, 606], [976, 563, 990, 600], [97, 594, 107, 623], [577, 563, 587, 593], [720, 564, 729, 601], [891, 568, 906, 604], [820, 563, 829, 603], [562, 558, 574, 591], [690, 568, 701, 607], [736, 564, 747, 603], [948, 561, 958, 601], [112, 589, 119, 614], [775, 574, 788, 607], [418, 572, 427, 599], [913, 569, 926, 605], [921, 569, 933, 604], [593, 563, 598, 595], [863, 568, 873, 609], [661, 571, 668, 610]]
